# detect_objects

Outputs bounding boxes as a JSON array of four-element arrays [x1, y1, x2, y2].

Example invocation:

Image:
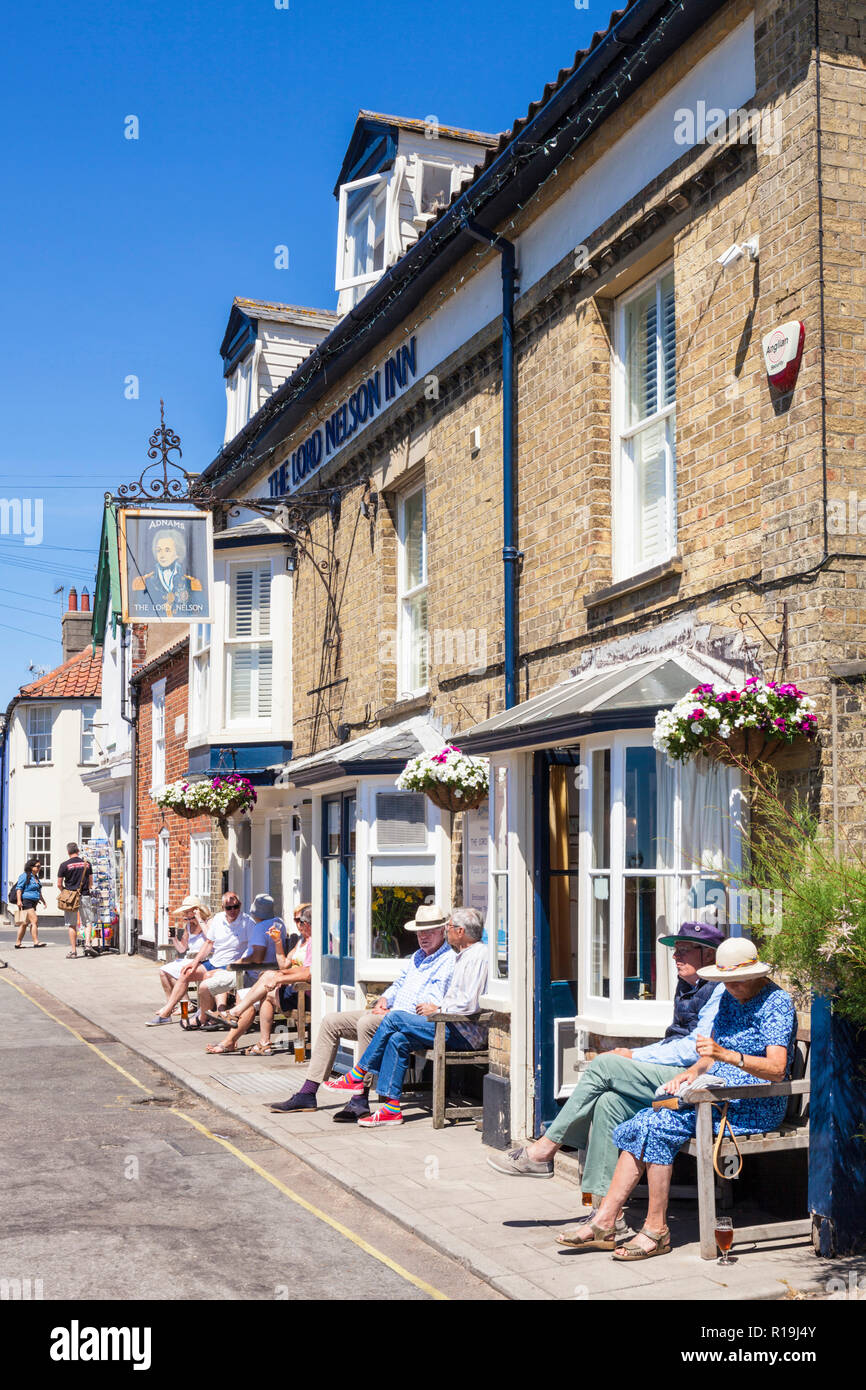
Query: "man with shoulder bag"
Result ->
[[57, 843, 95, 959]]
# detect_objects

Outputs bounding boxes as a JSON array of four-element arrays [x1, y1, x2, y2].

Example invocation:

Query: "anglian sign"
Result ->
[[267, 337, 418, 497]]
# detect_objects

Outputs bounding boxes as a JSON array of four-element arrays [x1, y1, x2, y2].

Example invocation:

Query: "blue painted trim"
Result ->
[[222, 316, 258, 377], [185, 742, 292, 783], [214, 533, 295, 551], [809, 993, 866, 1255]]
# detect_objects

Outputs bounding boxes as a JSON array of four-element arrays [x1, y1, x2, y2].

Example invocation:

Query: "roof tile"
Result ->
[[19, 646, 102, 700]]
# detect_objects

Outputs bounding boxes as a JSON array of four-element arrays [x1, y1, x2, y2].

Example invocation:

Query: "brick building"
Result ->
[[196, 0, 866, 1141], [132, 631, 225, 957]]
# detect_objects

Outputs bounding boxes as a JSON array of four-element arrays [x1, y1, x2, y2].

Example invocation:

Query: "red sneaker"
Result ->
[[358, 1107, 403, 1127], [323, 1074, 366, 1094]]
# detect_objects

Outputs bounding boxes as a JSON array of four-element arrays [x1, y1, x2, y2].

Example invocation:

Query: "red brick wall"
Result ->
[[135, 642, 218, 941]]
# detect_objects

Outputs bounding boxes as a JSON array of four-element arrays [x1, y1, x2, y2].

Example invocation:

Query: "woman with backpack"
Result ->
[[14, 857, 46, 947]]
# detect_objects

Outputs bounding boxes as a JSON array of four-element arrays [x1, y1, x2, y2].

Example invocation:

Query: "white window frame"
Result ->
[[26, 705, 53, 765], [612, 261, 676, 582], [335, 173, 388, 292], [577, 729, 742, 1031], [80, 702, 99, 765], [141, 839, 156, 939], [190, 832, 212, 905], [25, 822, 51, 880], [414, 156, 458, 217], [189, 623, 211, 740], [78, 822, 94, 846], [151, 679, 166, 790], [396, 483, 428, 699], [225, 559, 273, 727]]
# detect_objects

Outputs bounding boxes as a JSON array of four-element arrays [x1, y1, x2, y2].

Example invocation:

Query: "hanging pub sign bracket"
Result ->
[[730, 599, 789, 680]]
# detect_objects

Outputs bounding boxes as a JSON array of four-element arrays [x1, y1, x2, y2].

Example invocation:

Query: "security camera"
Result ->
[[717, 236, 759, 270]]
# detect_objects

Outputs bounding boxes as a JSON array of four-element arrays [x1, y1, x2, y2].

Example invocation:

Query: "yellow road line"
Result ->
[[0, 971, 449, 1301], [169, 1107, 448, 1300], [0, 971, 152, 1093]]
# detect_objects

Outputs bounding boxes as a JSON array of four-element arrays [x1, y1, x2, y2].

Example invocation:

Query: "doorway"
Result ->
[[321, 795, 356, 1014]]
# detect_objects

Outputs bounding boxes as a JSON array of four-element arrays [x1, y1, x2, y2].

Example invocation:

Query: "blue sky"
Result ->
[[0, 0, 602, 703]]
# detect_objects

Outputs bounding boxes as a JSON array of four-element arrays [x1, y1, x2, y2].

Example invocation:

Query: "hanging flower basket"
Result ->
[[397, 745, 489, 815], [703, 728, 814, 771], [153, 774, 257, 822], [653, 677, 818, 767], [424, 782, 489, 814]]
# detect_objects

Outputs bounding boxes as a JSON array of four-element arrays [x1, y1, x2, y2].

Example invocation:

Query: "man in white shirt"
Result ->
[[145, 891, 255, 1028], [344, 907, 489, 1128]]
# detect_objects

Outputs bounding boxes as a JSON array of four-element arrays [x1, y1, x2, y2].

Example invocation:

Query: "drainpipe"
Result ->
[[463, 220, 520, 709]]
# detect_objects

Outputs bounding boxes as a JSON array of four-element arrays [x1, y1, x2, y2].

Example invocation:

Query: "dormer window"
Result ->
[[336, 174, 390, 296]]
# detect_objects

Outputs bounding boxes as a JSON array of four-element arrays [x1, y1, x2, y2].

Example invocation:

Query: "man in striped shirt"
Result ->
[[268, 904, 454, 1121]]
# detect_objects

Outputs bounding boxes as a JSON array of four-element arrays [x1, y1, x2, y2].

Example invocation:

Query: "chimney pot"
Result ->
[[80, 588, 91, 613], [68, 589, 78, 612]]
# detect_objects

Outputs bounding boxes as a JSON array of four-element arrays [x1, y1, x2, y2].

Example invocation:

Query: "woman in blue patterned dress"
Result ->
[[558, 937, 797, 1258]]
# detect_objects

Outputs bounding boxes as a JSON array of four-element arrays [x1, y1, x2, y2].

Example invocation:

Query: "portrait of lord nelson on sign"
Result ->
[[120, 509, 213, 623]]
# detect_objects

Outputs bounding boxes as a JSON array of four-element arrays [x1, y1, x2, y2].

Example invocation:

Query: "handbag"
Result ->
[[653, 1094, 743, 1179], [58, 887, 82, 912]]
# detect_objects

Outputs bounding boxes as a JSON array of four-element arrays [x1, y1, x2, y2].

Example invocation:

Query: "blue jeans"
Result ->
[[357, 1009, 473, 1102]]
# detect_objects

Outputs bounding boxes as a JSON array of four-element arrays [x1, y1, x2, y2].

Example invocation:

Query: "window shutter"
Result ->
[[636, 421, 668, 565], [376, 792, 428, 848], [230, 647, 253, 720], [257, 566, 271, 637], [231, 570, 254, 638], [660, 275, 676, 407], [257, 647, 273, 717]]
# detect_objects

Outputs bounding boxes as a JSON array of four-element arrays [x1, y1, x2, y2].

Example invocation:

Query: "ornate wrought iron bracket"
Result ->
[[730, 599, 788, 678]]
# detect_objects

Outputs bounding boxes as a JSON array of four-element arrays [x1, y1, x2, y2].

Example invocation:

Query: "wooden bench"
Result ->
[[685, 1028, 811, 1259], [416, 1010, 493, 1129]]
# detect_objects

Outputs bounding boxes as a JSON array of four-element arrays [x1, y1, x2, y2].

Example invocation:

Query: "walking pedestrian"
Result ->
[[14, 857, 46, 948]]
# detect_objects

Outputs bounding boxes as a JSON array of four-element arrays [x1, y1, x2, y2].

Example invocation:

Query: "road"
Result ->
[[0, 957, 500, 1302]]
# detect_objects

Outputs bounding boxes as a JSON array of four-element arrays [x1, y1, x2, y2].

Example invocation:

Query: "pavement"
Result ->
[[4, 929, 865, 1302], [0, 970, 498, 1302]]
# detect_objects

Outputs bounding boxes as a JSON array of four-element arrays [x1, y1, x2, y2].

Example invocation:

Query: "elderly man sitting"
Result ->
[[268, 903, 455, 1122], [327, 907, 488, 1128], [488, 920, 724, 1221]]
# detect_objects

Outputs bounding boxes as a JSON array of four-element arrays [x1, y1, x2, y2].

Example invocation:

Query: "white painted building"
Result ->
[[4, 593, 102, 920]]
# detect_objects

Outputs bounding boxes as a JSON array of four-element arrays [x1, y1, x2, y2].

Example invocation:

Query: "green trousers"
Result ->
[[545, 1054, 682, 1197]]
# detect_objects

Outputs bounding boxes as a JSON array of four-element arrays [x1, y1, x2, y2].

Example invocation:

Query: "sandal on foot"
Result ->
[[66, 950, 79, 958], [206, 1010, 235, 1029], [247, 1043, 274, 1056], [612, 1226, 671, 1260], [556, 1222, 617, 1251], [206, 1042, 240, 1055], [180, 1017, 203, 1030]]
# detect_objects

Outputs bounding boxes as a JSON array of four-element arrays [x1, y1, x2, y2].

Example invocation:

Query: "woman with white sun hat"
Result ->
[[557, 937, 797, 1259]]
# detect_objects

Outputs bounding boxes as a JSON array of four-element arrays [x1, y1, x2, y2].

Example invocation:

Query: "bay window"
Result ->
[[226, 561, 273, 723], [614, 264, 676, 579], [579, 732, 743, 1024]]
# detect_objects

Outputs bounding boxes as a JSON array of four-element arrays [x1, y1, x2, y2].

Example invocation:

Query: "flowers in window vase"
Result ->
[[153, 773, 257, 822], [397, 745, 490, 814], [652, 678, 818, 769]]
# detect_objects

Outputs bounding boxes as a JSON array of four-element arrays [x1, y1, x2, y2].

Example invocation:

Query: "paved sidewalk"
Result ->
[[4, 936, 864, 1301]]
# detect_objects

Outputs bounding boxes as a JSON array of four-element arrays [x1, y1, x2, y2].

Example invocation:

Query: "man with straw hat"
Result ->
[[268, 902, 455, 1122]]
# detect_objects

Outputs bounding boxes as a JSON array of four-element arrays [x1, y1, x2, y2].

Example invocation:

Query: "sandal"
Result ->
[[612, 1226, 671, 1260], [247, 1043, 274, 1056], [206, 1010, 235, 1029], [180, 1017, 204, 1031], [33, 942, 46, 947], [206, 1042, 240, 1055], [556, 1223, 617, 1250], [66, 950, 78, 959]]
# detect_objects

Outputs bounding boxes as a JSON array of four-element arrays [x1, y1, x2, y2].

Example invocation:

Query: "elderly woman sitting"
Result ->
[[558, 937, 797, 1259]]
